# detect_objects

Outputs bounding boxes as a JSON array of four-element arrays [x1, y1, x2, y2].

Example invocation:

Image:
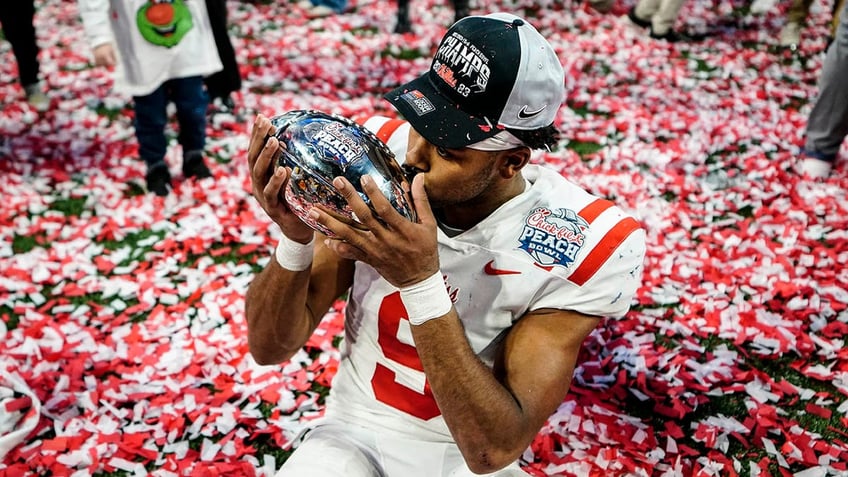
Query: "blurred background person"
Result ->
[[797, 0, 848, 178], [0, 0, 49, 111], [627, 0, 688, 42], [394, 0, 470, 33], [205, 0, 242, 112]]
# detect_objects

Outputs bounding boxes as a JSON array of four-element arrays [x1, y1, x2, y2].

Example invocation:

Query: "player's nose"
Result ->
[[404, 129, 429, 172]]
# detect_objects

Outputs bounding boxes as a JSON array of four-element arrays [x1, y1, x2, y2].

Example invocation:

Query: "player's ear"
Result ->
[[498, 147, 531, 179]]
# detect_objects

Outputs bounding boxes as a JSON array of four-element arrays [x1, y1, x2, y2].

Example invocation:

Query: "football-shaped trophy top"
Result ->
[[270, 110, 417, 237]]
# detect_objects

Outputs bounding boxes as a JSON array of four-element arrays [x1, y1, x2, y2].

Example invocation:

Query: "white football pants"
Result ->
[[275, 420, 530, 477]]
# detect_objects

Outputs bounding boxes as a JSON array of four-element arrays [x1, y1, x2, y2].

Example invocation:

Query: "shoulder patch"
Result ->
[[518, 207, 588, 268]]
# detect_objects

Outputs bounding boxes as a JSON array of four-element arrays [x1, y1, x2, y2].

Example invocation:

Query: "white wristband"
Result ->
[[274, 234, 315, 271], [399, 271, 453, 326]]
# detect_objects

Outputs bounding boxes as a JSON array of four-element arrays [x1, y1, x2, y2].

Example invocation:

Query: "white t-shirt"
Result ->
[[79, 0, 223, 97], [324, 116, 646, 441]]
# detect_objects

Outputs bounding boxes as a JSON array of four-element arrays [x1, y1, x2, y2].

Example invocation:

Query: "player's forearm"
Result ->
[[245, 261, 316, 365], [411, 315, 535, 474]]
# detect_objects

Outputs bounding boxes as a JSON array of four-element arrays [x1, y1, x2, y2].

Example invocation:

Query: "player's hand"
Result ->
[[312, 173, 439, 288], [93, 44, 116, 67], [247, 114, 314, 243]]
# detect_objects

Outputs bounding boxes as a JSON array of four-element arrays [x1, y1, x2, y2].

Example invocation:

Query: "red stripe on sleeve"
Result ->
[[568, 217, 641, 286], [579, 198, 614, 224], [376, 119, 406, 144]]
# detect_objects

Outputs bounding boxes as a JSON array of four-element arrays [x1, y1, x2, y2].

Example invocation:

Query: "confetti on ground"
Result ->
[[1, 0, 847, 475]]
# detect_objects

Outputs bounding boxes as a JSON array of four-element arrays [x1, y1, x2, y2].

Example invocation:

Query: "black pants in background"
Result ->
[[0, 0, 40, 88], [204, 0, 242, 100]]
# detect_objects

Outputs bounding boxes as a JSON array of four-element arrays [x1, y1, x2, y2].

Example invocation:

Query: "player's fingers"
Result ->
[[358, 174, 408, 232], [330, 176, 382, 229], [308, 205, 369, 248], [252, 136, 280, 195], [247, 115, 275, 169], [410, 174, 435, 227], [262, 163, 288, 209], [323, 237, 365, 262]]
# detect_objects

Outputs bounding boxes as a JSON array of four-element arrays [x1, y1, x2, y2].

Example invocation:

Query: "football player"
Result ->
[[245, 13, 646, 477]]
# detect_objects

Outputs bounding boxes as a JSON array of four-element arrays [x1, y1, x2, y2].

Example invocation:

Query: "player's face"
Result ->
[[403, 128, 501, 208]]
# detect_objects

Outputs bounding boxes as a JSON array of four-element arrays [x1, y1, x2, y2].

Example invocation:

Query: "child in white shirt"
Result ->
[[79, 0, 223, 196]]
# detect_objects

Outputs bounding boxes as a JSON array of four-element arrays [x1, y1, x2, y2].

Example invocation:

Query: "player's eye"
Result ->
[[436, 147, 450, 158]]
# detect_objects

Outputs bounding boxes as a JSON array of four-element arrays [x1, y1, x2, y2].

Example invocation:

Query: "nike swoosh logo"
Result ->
[[484, 260, 521, 275], [517, 105, 547, 119]]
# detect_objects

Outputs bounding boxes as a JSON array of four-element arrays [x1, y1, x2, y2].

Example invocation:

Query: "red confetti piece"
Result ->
[[806, 403, 833, 420], [3, 396, 31, 413]]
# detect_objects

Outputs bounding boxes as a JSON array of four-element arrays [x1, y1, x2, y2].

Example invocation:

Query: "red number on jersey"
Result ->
[[370, 291, 441, 420]]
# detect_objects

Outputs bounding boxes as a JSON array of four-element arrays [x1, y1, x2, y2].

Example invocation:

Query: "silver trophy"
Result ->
[[270, 110, 417, 237]]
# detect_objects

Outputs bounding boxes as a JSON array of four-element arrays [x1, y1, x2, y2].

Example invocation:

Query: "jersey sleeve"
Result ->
[[531, 219, 646, 319]]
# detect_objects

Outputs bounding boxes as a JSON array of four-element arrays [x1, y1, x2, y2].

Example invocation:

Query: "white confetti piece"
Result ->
[[199, 438, 221, 462]]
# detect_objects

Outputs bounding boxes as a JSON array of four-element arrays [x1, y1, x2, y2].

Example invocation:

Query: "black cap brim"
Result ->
[[384, 73, 503, 149]]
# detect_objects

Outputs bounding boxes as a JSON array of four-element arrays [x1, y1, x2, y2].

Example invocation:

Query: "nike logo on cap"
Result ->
[[484, 260, 521, 275], [517, 104, 547, 119]]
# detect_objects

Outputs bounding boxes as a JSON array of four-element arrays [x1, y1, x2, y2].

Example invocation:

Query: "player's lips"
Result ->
[[401, 165, 420, 183]]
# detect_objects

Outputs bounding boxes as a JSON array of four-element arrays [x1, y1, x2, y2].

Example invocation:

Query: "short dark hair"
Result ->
[[507, 124, 561, 151]]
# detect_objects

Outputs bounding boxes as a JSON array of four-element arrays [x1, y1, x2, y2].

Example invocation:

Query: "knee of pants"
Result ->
[[134, 111, 167, 134], [276, 430, 383, 477]]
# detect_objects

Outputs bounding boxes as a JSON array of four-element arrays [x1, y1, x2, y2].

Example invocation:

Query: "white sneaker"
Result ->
[[24, 82, 49, 112], [779, 21, 801, 48], [307, 5, 335, 17], [797, 157, 833, 179]]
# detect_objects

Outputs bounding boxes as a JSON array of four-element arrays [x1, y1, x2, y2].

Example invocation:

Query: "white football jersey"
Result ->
[[324, 116, 646, 441]]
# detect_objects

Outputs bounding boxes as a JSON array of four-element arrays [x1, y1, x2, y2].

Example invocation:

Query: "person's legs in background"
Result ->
[[394, 0, 470, 34], [204, 0, 241, 112], [452, 0, 470, 22], [799, 1, 848, 179], [628, 0, 657, 30], [629, 0, 688, 42], [395, 0, 411, 33], [133, 85, 173, 196], [0, 0, 48, 111], [646, 0, 686, 41], [169, 76, 213, 180]]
